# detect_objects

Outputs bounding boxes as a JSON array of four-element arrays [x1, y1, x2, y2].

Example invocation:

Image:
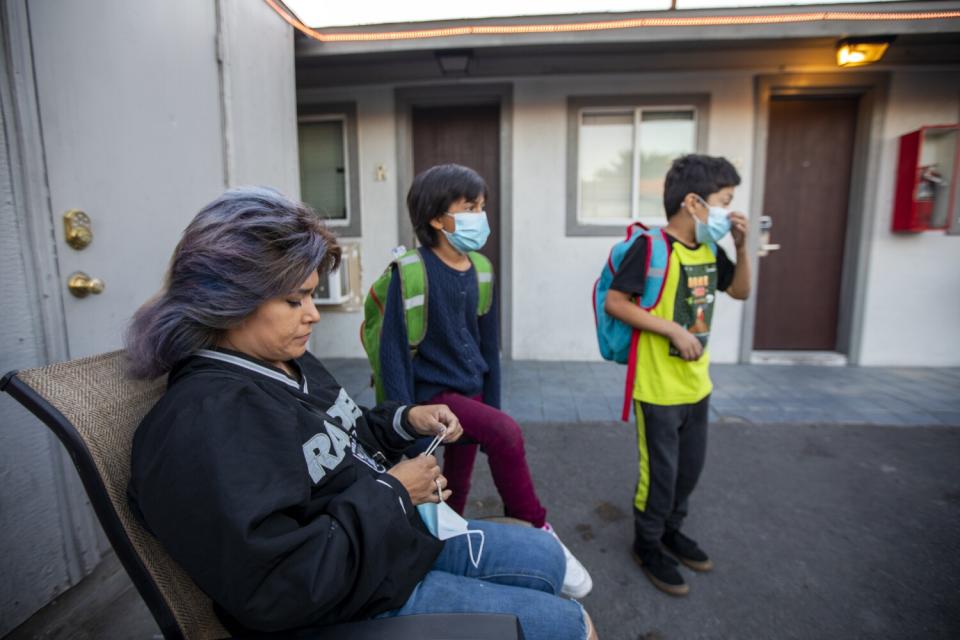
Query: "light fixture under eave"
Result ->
[[436, 49, 473, 76], [836, 37, 893, 68]]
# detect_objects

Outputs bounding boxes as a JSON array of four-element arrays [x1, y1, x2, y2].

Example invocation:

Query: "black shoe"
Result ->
[[661, 530, 714, 572], [632, 546, 689, 596]]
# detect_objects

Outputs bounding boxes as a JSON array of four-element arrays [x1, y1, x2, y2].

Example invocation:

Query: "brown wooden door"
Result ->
[[753, 96, 859, 351], [412, 104, 502, 321]]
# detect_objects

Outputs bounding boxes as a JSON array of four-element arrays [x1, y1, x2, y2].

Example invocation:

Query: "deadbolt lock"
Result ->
[[67, 272, 105, 298], [63, 209, 93, 250]]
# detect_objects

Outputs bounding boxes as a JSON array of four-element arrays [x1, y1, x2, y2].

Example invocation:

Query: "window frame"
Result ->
[[297, 102, 362, 237], [566, 94, 710, 236]]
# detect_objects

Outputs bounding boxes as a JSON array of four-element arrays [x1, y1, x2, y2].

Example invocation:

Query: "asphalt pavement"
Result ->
[[461, 419, 960, 640]]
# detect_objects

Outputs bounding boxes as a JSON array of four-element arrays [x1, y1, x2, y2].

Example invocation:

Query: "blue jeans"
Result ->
[[379, 520, 587, 640]]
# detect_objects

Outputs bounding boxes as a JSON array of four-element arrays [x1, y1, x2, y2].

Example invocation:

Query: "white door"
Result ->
[[28, 0, 227, 358]]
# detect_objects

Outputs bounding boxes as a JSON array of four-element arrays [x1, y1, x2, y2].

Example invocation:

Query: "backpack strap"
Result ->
[[395, 250, 428, 347], [468, 251, 494, 316], [624, 221, 649, 240], [621, 229, 674, 421], [639, 229, 672, 310], [621, 329, 642, 421]]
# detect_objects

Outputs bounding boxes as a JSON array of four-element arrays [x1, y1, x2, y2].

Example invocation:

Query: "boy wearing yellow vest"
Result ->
[[605, 155, 751, 596]]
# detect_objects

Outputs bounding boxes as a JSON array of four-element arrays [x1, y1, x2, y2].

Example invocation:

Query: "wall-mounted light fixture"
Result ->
[[836, 36, 893, 67], [436, 49, 473, 76]]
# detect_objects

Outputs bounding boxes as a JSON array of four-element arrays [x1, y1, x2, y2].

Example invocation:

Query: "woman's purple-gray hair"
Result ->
[[124, 187, 341, 379]]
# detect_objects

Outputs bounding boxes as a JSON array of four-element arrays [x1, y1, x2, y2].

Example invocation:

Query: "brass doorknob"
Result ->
[[67, 272, 105, 298]]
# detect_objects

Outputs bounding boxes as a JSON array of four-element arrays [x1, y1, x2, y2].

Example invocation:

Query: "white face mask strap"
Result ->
[[421, 426, 447, 458], [688, 194, 709, 213], [465, 528, 485, 569]]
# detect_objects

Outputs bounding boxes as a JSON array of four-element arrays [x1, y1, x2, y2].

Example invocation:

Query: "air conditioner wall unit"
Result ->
[[313, 242, 361, 309]]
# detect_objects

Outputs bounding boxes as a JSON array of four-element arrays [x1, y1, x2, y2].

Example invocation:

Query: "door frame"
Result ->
[[1, 0, 105, 581], [395, 83, 514, 358], [740, 72, 889, 365]]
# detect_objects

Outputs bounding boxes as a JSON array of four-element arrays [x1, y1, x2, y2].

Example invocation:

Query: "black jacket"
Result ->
[[128, 348, 443, 634]]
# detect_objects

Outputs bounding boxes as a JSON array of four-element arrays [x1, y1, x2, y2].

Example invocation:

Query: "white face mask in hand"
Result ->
[[416, 430, 485, 567]]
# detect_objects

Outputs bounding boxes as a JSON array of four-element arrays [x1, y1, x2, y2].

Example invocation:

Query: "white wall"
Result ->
[[510, 71, 753, 361], [222, 0, 300, 195], [858, 70, 960, 366], [300, 87, 401, 359]]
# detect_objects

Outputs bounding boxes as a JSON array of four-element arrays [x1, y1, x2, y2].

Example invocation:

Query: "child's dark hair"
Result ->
[[663, 154, 741, 218], [407, 164, 488, 247]]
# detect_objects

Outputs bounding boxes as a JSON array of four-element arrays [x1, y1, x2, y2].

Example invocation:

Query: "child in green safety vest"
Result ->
[[367, 163, 592, 599], [605, 154, 751, 597]]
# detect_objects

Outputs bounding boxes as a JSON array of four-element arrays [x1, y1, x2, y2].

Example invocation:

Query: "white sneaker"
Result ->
[[542, 522, 593, 598]]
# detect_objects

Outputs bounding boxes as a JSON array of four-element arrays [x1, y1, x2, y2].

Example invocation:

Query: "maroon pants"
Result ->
[[430, 391, 547, 528]]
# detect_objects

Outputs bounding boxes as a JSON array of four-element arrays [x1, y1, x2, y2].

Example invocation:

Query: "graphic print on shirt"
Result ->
[[302, 421, 351, 483], [669, 262, 718, 358], [326, 388, 363, 430], [302, 387, 385, 483]]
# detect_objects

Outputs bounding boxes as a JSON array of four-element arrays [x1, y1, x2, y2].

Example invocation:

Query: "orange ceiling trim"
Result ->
[[265, 1, 960, 43]]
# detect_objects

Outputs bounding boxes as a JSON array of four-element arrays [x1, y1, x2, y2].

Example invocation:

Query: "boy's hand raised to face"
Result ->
[[729, 212, 749, 250], [669, 325, 704, 361]]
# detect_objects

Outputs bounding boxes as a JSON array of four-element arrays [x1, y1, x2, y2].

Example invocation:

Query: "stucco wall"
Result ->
[[301, 87, 401, 359], [509, 71, 753, 362], [304, 72, 754, 362], [858, 70, 960, 366], [300, 68, 960, 367], [223, 0, 300, 195]]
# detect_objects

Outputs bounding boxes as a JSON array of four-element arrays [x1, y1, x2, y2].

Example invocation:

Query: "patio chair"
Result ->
[[2, 350, 522, 640]]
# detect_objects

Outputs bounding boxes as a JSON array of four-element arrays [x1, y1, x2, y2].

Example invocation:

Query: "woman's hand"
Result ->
[[386, 455, 451, 505], [407, 404, 463, 443]]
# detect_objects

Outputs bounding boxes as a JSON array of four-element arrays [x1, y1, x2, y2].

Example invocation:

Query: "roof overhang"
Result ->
[[279, 1, 960, 57]]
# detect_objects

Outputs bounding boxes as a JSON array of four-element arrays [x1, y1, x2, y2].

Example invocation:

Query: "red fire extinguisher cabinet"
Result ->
[[891, 125, 960, 233]]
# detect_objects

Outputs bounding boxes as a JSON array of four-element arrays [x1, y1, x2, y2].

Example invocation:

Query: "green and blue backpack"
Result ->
[[361, 248, 494, 403]]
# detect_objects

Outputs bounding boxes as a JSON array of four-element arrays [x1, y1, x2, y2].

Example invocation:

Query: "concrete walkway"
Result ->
[[329, 359, 960, 427]]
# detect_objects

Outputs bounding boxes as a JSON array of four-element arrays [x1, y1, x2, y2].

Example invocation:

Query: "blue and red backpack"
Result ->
[[594, 223, 715, 421]]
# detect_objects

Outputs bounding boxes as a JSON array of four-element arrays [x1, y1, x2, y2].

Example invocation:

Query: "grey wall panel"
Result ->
[[220, 0, 300, 196], [0, 67, 74, 636], [1, 0, 299, 631]]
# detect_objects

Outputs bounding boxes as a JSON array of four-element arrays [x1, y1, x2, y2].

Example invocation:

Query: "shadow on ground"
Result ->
[[461, 421, 960, 640]]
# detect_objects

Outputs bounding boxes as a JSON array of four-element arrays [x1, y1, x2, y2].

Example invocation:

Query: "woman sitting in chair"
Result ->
[[125, 187, 597, 640]]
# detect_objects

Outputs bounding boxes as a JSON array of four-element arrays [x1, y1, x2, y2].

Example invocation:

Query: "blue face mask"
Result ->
[[416, 500, 485, 568], [691, 197, 731, 244], [443, 211, 490, 253], [415, 432, 485, 568]]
